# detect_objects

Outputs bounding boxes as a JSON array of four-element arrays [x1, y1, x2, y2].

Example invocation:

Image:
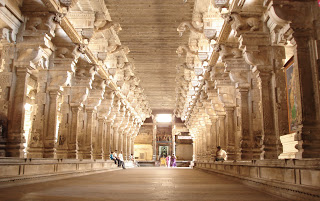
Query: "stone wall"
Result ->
[[0, 158, 118, 184], [195, 160, 320, 201], [176, 144, 193, 160], [134, 144, 153, 161]]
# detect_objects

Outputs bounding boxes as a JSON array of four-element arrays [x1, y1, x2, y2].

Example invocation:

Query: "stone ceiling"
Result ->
[[107, 0, 195, 112]]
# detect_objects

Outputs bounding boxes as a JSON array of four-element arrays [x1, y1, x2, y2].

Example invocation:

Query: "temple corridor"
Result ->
[[0, 0, 319, 200], [0, 168, 287, 201]]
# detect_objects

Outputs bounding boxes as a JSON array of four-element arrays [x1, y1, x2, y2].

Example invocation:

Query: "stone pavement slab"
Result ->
[[0, 167, 288, 201]]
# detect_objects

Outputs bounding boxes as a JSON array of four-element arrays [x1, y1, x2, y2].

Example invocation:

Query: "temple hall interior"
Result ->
[[0, 0, 319, 200]]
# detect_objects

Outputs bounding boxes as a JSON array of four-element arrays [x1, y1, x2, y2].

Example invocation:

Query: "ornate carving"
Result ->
[[59, 0, 78, 9], [222, 12, 260, 36], [213, 44, 242, 60], [177, 63, 194, 71], [176, 45, 198, 57], [177, 21, 203, 37]]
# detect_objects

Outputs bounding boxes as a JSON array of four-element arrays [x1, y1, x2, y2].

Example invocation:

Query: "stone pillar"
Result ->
[[127, 135, 131, 159], [93, 118, 104, 160], [7, 67, 30, 157], [209, 116, 218, 157], [152, 124, 157, 160], [68, 106, 81, 159], [292, 35, 320, 158], [205, 123, 212, 158], [77, 109, 93, 159], [43, 90, 60, 158], [119, 132, 124, 153], [27, 70, 48, 158], [266, 0, 320, 159], [103, 121, 113, 160], [238, 88, 252, 160], [55, 87, 71, 159], [255, 70, 278, 159], [123, 133, 127, 160], [217, 115, 226, 149], [113, 126, 119, 151], [131, 136, 135, 156], [225, 111, 235, 159]]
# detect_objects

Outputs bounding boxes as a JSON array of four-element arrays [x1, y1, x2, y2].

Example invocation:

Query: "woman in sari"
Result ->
[[171, 154, 177, 167], [166, 155, 171, 167]]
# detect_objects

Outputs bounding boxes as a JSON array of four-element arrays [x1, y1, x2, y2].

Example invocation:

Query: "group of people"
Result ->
[[110, 151, 136, 169], [162, 154, 177, 167]]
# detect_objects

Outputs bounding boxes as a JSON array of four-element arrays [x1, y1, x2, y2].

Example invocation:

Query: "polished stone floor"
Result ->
[[0, 167, 287, 201]]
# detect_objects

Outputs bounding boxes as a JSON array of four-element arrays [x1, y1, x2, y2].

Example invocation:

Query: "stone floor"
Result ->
[[0, 167, 288, 201]]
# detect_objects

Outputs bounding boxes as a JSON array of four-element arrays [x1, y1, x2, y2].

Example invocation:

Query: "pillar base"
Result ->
[[92, 153, 102, 160], [278, 133, 303, 159], [77, 149, 91, 159], [27, 147, 44, 158]]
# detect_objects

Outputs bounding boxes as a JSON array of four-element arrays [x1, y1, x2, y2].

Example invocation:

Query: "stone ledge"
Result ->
[[195, 160, 320, 201], [0, 158, 119, 180]]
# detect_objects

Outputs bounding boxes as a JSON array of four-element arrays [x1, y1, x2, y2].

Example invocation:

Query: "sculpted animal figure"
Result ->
[[177, 21, 203, 37], [223, 12, 260, 35], [212, 44, 242, 60], [176, 45, 197, 57]]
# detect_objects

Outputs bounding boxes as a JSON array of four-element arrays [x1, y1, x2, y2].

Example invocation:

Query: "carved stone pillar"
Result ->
[[131, 136, 135, 156], [27, 70, 48, 158], [43, 90, 60, 158], [255, 70, 278, 159], [123, 133, 127, 160], [113, 126, 120, 152], [93, 118, 104, 160], [103, 121, 113, 159], [127, 135, 131, 159], [77, 108, 94, 159], [209, 116, 218, 157], [55, 87, 71, 159], [238, 88, 252, 160], [68, 105, 81, 159], [225, 107, 235, 160], [7, 67, 30, 157], [152, 123, 157, 161], [217, 115, 226, 149]]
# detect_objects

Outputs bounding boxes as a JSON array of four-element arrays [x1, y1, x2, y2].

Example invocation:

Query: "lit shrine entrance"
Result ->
[[159, 146, 169, 158]]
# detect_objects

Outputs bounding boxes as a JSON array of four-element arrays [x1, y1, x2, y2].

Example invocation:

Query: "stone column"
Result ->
[[127, 135, 131, 158], [123, 133, 127, 160], [217, 115, 226, 148], [43, 90, 60, 158], [55, 87, 71, 159], [255, 70, 278, 159], [103, 121, 113, 159], [209, 116, 218, 158], [205, 123, 212, 158], [7, 67, 30, 157], [266, 0, 320, 159], [93, 118, 104, 160], [292, 35, 320, 158], [238, 88, 252, 160], [113, 126, 120, 152], [131, 136, 135, 156], [225, 107, 236, 160], [77, 109, 93, 159], [152, 124, 157, 160], [68, 106, 81, 159], [27, 70, 48, 158]]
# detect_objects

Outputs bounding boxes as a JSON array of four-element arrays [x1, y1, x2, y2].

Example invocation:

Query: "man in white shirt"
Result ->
[[118, 151, 126, 169], [215, 146, 227, 161], [113, 150, 120, 167]]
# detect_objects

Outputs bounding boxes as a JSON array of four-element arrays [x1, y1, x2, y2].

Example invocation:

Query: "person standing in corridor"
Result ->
[[119, 151, 126, 169]]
